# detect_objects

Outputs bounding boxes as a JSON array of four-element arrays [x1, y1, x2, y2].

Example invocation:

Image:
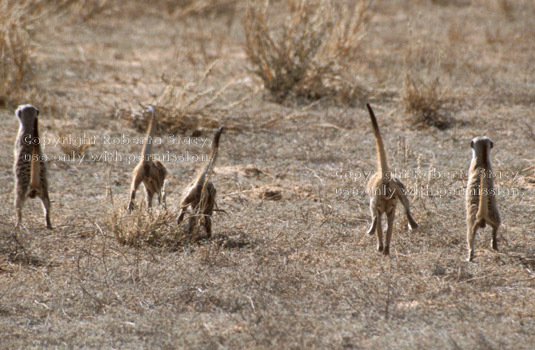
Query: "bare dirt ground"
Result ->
[[1, 1, 535, 349]]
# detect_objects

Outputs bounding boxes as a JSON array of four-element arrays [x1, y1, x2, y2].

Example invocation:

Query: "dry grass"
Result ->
[[115, 62, 247, 134], [109, 206, 192, 249], [109, 198, 219, 248], [402, 30, 452, 129], [0, 0, 114, 107], [1, 1, 535, 349], [0, 2, 33, 106], [56, 131, 93, 156], [244, 0, 370, 104]]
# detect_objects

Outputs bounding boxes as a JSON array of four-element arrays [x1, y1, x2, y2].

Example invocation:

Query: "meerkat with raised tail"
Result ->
[[13, 104, 52, 229], [128, 106, 167, 211], [465, 136, 500, 262], [177, 126, 224, 237], [365, 103, 418, 255]]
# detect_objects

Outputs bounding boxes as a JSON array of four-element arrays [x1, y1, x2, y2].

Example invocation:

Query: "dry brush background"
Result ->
[[1, 0, 535, 348]]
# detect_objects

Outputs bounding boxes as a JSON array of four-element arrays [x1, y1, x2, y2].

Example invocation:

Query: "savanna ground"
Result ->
[[1, 0, 535, 348]]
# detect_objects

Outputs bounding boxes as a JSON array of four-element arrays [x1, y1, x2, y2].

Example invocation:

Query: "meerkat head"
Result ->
[[471, 136, 494, 157], [16, 104, 39, 126]]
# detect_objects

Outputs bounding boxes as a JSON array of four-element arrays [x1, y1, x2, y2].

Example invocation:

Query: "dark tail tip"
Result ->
[[366, 103, 374, 116], [213, 126, 225, 146]]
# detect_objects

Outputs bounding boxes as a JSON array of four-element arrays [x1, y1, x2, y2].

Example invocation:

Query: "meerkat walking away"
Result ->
[[465, 136, 500, 262], [177, 126, 224, 238], [128, 106, 167, 211], [365, 103, 418, 255], [13, 104, 52, 229]]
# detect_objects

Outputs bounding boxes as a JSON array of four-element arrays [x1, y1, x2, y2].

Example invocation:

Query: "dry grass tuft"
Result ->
[[109, 200, 222, 249], [402, 35, 452, 130], [0, 0, 111, 107], [244, 0, 370, 104], [109, 206, 195, 249], [116, 63, 247, 134], [403, 74, 451, 130], [0, 2, 33, 106]]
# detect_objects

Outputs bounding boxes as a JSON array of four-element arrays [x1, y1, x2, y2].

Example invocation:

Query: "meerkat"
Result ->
[[465, 136, 500, 262], [13, 104, 52, 229], [128, 106, 167, 211], [365, 103, 418, 255], [176, 126, 224, 237]]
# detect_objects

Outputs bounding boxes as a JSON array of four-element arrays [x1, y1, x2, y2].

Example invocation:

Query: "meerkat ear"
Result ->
[[470, 140, 474, 148], [36, 108, 39, 117], [490, 140, 494, 149], [16, 108, 21, 119]]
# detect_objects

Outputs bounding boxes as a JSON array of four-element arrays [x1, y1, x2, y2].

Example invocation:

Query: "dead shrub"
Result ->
[[403, 75, 451, 130], [402, 35, 451, 130], [244, 0, 371, 104], [115, 62, 247, 134], [109, 200, 220, 249], [110, 206, 195, 249], [0, 2, 33, 106]]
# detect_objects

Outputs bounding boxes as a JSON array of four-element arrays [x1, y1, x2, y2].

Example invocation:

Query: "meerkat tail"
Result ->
[[475, 144, 489, 224], [366, 103, 389, 182], [30, 118, 40, 190], [141, 110, 156, 164], [196, 126, 225, 189]]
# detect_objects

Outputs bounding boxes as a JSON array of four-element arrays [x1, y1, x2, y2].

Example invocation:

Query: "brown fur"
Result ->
[[14, 104, 52, 229], [465, 136, 500, 261], [128, 106, 167, 211], [365, 104, 418, 255], [177, 126, 224, 238]]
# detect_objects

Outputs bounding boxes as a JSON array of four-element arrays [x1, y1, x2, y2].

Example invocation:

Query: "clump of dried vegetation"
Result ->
[[0, 0, 113, 107], [0, 2, 33, 106], [402, 30, 451, 130], [244, 0, 371, 104], [109, 207, 187, 249], [109, 204, 216, 249], [116, 62, 246, 134]]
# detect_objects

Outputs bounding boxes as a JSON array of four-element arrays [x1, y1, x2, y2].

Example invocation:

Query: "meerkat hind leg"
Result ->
[[467, 220, 478, 262], [128, 173, 143, 211], [367, 215, 377, 236], [145, 186, 154, 209], [204, 216, 212, 238], [39, 190, 52, 229], [15, 195, 24, 228], [376, 212, 384, 252], [396, 184, 418, 230], [491, 224, 499, 251], [383, 208, 396, 256], [367, 199, 378, 235]]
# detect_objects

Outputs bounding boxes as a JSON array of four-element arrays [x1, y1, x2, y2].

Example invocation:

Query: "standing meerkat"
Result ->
[[465, 136, 500, 262], [128, 106, 167, 211], [365, 103, 418, 255], [13, 104, 52, 229], [177, 126, 224, 237]]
